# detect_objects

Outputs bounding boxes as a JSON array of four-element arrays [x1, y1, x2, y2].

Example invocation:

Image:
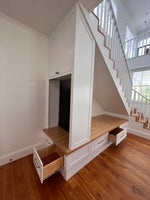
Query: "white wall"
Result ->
[[48, 8, 76, 78], [113, 0, 136, 46], [0, 14, 48, 160], [128, 55, 150, 71], [92, 97, 104, 116]]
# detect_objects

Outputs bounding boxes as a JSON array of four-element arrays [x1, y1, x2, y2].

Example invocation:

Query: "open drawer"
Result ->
[[33, 144, 64, 183], [109, 127, 127, 145]]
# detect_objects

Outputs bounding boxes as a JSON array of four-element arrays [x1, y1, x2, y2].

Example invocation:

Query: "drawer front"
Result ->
[[109, 127, 127, 145], [33, 147, 43, 183], [42, 133, 53, 146], [116, 128, 127, 145], [67, 144, 89, 170], [33, 145, 64, 183], [90, 134, 108, 152]]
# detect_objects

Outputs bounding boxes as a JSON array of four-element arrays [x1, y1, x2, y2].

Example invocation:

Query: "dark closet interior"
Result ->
[[58, 78, 71, 132]]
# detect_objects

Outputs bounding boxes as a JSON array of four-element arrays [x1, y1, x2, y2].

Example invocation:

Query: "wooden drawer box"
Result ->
[[109, 127, 127, 145], [33, 144, 64, 183]]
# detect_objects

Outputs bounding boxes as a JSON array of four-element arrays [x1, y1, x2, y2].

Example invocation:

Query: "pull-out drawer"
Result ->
[[90, 134, 108, 152], [66, 144, 90, 171], [109, 127, 127, 145], [33, 144, 64, 183], [42, 132, 53, 146]]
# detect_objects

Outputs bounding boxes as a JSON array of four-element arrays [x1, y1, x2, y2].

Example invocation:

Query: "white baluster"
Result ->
[[99, 1, 104, 31]]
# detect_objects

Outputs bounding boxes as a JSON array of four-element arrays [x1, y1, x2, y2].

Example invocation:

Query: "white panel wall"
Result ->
[[92, 97, 104, 117], [69, 5, 95, 150], [48, 8, 76, 78], [128, 55, 150, 71], [0, 14, 48, 158]]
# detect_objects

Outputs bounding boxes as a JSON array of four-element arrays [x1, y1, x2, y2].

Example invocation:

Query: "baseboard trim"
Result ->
[[128, 128, 150, 140], [0, 142, 44, 166], [104, 111, 129, 120]]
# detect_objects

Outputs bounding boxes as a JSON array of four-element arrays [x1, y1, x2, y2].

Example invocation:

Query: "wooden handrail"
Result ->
[[132, 89, 150, 102]]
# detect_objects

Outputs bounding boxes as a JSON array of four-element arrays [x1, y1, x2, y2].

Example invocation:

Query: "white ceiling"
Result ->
[[0, 0, 76, 35], [123, 0, 150, 34]]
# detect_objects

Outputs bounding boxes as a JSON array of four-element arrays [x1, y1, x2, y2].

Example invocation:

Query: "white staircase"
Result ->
[[79, 0, 150, 131]]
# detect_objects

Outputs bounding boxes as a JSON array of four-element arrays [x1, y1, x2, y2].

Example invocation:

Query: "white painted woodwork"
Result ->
[[48, 74, 71, 129], [93, 1, 132, 103], [110, 0, 136, 45], [48, 8, 76, 78], [66, 145, 90, 170], [80, 4, 130, 115], [109, 127, 127, 145], [128, 55, 150, 71], [49, 79, 60, 127], [33, 147, 44, 183], [128, 116, 150, 140], [61, 133, 112, 180], [42, 132, 53, 146], [89, 133, 108, 152], [69, 5, 95, 150]]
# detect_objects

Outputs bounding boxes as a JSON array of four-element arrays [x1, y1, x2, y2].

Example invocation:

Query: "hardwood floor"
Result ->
[[0, 133, 150, 200]]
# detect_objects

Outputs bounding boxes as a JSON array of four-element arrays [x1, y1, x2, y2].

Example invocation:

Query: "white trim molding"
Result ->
[[0, 142, 44, 166], [104, 111, 129, 120], [128, 128, 150, 140]]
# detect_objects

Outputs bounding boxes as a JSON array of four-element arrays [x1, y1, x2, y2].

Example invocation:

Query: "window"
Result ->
[[132, 70, 150, 100], [137, 36, 150, 56]]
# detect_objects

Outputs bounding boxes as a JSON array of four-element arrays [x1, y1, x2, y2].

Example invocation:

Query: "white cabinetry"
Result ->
[[61, 133, 112, 181], [69, 5, 95, 150], [48, 8, 76, 78]]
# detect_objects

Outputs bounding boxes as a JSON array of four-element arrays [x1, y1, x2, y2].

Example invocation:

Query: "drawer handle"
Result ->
[[46, 139, 51, 145], [97, 139, 104, 145], [121, 134, 125, 138]]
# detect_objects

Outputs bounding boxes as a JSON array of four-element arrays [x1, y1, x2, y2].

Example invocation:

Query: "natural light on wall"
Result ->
[[133, 70, 150, 99]]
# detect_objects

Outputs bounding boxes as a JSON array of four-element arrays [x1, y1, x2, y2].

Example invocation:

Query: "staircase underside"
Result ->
[[80, 4, 130, 116], [93, 45, 128, 116]]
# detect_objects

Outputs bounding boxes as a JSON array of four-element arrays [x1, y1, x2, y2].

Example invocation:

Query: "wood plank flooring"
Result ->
[[0, 133, 150, 200]]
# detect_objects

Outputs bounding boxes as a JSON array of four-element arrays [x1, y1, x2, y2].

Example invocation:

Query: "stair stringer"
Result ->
[[79, 4, 130, 115], [128, 116, 150, 140]]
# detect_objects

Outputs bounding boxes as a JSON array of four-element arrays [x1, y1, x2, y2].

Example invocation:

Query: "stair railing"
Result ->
[[125, 31, 150, 59], [93, 0, 150, 128], [131, 89, 150, 128], [93, 0, 132, 102]]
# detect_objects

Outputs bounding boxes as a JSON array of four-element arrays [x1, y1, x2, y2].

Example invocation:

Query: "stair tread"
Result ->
[[137, 118, 148, 124], [131, 113, 140, 117]]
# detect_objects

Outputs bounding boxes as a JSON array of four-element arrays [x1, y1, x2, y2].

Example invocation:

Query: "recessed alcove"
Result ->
[[48, 74, 71, 132]]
